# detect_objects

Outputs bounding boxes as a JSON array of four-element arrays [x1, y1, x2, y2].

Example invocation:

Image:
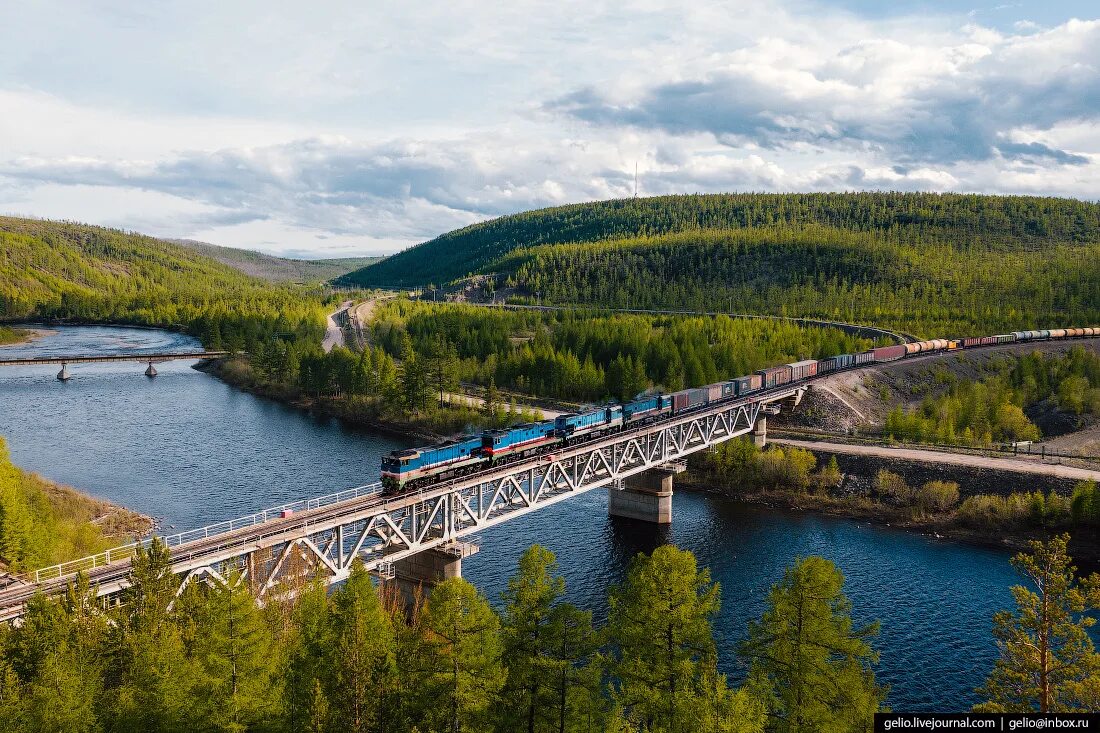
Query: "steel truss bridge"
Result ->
[[0, 383, 805, 622]]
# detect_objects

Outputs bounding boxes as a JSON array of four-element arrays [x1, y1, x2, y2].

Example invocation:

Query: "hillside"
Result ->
[[341, 193, 1100, 336], [0, 216, 324, 348], [173, 239, 382, 283]]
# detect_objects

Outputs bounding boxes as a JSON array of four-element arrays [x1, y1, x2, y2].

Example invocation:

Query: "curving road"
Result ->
[[772, 438, 1100, 482]]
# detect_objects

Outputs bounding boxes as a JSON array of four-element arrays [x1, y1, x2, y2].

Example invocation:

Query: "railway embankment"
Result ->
[[777, 336, 1100, 436]]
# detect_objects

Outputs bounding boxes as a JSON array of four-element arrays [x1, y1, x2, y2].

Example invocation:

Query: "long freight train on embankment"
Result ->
[[381, 327, 1099, 492]]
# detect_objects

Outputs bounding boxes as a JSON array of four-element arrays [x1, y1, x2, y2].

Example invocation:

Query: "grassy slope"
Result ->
[[173, 239, 382, 283], [0, 437, 151, 572], [341, 193, 1100, 336]]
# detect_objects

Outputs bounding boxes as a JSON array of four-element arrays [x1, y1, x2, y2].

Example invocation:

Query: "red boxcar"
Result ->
[[872, 345, 907, 362]]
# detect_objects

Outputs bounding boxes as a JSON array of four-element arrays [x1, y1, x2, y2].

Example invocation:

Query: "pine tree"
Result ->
[[607, 545, 748, 732], [106, 538, 203, 733], [500, 545, 567, 733], [184, 573, 281, 731], [326, 561, 398, 732], [976, 534, 1100, 712], [421, 578, 505, 733], [484, 378, 503, 427], [741, 556, 884, 733]]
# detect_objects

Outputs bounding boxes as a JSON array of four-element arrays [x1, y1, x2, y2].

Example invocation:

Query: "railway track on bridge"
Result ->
[[0, 381, 806, 621]]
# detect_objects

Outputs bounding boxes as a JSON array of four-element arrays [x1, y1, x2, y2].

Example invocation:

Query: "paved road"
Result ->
[[772, 438, 1100, 482], [442, 391, 565, 419], [322, 301, 352, 353]]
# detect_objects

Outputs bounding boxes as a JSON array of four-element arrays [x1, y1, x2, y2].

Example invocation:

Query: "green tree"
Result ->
[[608, 545, 750, 733], [976, 535, 1100, 713], [421, 578, 505, 733], [499, 545, 601, 733], [741, 556, 884, 733], [428, 336, 461, 409], [400, 335, 432, 414], [326, 561, 398, 732], [182, 573, 281, 731], [106, 539, 203, 733]]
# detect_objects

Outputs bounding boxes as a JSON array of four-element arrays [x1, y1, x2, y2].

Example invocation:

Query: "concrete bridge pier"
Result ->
[[56, 364, 70, 381], [383, 541, 479, 610], [608, 464, 684, 524], [753, 416, 767, 447], [145, 362, 158, 377]]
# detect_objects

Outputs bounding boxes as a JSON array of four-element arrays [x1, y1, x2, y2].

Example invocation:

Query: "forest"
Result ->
[[342, 193, 1100, 337], [0, 217, 330, 359], [370, 301, 877, 402], [1, 535, 1096, 732], [884, 347, 1100, 447], [0, 437, 149, 572]]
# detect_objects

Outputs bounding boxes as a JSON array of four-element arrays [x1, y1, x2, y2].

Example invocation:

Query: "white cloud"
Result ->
[[0, 1, 1096, 256]]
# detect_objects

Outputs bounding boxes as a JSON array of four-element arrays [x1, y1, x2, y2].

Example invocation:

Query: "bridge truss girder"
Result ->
[[177, 392, 796, 602]]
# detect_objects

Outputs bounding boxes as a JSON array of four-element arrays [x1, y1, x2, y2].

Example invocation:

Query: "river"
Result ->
[[0, 325, 1027, 711]]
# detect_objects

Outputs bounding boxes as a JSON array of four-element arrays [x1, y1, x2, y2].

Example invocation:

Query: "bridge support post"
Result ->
[[608, 465, 682, 524], [384, 541, 479, 610], [56, 364, 70, 381], [753, 416, 767, 448], [145, 362, 158, 378]]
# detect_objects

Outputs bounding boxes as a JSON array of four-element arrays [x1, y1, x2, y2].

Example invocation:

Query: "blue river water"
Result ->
[[0, 325, 1031, 711]]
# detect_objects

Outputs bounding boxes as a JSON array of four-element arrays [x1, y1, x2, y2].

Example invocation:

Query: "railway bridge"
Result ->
[[0, 381, 804, 622]]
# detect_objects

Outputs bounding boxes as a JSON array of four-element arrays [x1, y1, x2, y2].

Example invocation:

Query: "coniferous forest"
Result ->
[[1, 535, 1097, 732], [343, 193, 1100, 336]]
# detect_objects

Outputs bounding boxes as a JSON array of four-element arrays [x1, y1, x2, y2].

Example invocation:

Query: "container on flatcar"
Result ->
[[872, 344, 907, 362], [731, 374, 763, 395], [757, 365, 793, 389], [788, 359, 818, 381], [672, 387, 711, 413]]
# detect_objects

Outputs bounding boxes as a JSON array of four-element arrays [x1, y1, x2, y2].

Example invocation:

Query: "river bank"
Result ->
[[196, 356, 445, 442], [0, 453, 153, 576], [679, 465, 1100, 569], [0, 326, 56, 347]]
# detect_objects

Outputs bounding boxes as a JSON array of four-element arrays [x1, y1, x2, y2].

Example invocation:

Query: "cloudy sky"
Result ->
[[1, 1, 1097, 258]]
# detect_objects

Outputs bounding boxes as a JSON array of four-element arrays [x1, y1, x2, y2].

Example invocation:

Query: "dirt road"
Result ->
[[772, 437, 1100, 483]]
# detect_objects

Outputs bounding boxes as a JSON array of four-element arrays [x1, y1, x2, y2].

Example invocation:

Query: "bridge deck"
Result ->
[[0, 351, 228, 366], [0, 381, 805, 621]]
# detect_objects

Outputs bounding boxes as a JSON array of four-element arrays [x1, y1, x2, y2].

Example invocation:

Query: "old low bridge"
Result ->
[[0, 382, 802, 621], [0, 351, 229, 380]]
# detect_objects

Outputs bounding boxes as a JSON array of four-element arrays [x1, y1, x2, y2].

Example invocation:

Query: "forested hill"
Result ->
[[172, 239, 382, 283], [342, 193, 1100, 336], [0, 217, 324, 347], [342, 193, 1100, 287]]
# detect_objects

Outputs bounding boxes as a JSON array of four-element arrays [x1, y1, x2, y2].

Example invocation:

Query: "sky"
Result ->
[[0, 1, 1097, 258]]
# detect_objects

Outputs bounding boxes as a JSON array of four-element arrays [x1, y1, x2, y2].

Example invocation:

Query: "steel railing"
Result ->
[[27, 480, 385, 584]]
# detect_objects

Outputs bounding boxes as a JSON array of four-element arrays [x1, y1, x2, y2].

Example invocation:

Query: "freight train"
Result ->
[[380, 327, 1099, 492]]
